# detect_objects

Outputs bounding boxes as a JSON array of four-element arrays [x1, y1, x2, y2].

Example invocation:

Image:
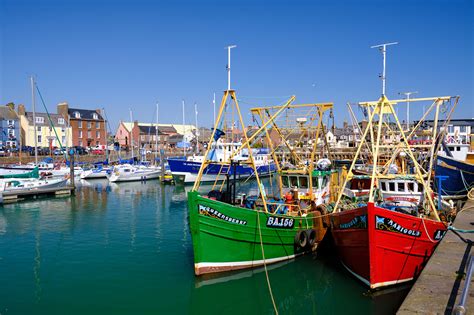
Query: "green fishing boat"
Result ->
[[187, 56, 335, 274]]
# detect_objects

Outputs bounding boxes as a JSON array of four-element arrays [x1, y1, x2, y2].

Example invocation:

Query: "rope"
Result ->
[[448, 226, 474, 234], [256, 212, 279, 314]]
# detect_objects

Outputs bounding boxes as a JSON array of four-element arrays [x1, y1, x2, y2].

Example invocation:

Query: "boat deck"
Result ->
[[0, 186, 74, 204], [398, 199, 474, 314]]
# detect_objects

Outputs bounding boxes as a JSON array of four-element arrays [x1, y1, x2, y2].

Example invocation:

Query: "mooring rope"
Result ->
[[256, 212, 279, 314]]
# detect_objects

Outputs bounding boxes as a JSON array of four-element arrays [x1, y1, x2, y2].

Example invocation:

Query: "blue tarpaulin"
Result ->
[[177, 142, 191, 148]]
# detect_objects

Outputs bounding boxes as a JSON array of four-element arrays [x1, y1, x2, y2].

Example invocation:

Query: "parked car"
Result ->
[[72, 146, 88, 155], [53, 148, 66, 155], [91, 149, 104, 155]]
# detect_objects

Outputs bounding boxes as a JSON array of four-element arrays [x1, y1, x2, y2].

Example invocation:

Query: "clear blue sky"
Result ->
[[1, 0, 472, 132]]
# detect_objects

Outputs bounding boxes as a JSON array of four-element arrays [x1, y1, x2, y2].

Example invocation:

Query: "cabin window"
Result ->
[[290, 176, 298, 187], [456, 147, 461, 151], [398, 183, 405, 192], [389, 182, 395, 191], [124, 169, 130, 172], [381, 182, 386, 191], [408, 182, 414, 192], [321, 176, 328, 188], [449, 147, 454, 151], [417, 183, 423, 192], [299, 176, 308, 188], [312, 176, 319, 189], [281, 176, 289, 188]]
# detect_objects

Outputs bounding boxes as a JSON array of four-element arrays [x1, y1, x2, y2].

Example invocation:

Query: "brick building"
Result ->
[[57, 102, 106, 148]]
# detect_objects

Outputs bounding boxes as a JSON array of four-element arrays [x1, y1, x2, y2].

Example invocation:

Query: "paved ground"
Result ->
[[398, 199, 474, 315]]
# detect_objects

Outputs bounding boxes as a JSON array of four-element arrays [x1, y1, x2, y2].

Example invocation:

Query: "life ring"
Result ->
[[305, 229, 316, 248], [294, 230, 308, 249]]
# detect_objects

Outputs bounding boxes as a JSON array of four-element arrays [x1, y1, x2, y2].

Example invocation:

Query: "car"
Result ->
[[53, 148, 66, 155], [72, 146, 88, 155], [91, 149, 104, 155]]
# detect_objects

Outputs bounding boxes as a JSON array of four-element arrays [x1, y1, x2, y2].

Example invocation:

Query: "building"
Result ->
[[18, 104, 72, 148], [418, 119, 474, 145], [57, 102, 107, 148], [114, 121, 193, 150], [0, 103, 20, 148]]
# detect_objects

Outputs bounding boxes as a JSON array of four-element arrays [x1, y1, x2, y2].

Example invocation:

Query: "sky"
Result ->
[[0, 0, 472, 133]]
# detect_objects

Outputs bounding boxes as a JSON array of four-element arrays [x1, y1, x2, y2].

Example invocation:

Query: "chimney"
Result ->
[[57, 102, 69, 118], [18, 104, 26, 115], [343, 119, 348, 129]]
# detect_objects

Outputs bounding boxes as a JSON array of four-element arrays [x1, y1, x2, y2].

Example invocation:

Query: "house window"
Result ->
[[49, 127, 52, 132], [93, 113, 98, 120], [61, 128, 66, 133], [79, 131, 83, 138], [37, 135, 42, 143], [58, 118, 65, 125], [97, 122, 100, 129], [87, 131, 92, 138], [79, 140, 83, 147], [78, 121, 82, 128], [460, 126, 467, 133], [75, 112, 81, 118], [96, 131, 100, 139], [87, 122, 92, 129], [448, 125, 454, 133], [8, 129, 14, 137], [35, 116, 44, 123], [7, 120, 14, 126], [96, 141, 99, 146], [37, 126, 41, 132], [62, 136, 66, 144]]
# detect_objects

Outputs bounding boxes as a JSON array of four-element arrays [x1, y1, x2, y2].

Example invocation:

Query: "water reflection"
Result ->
[[0, 179, 408, 314]]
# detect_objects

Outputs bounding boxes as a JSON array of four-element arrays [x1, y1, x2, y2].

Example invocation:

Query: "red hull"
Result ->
[[331, 202, 446, 289]]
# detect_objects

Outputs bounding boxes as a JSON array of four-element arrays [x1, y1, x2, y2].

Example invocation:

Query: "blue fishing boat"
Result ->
[[435, 155, 474, 197]]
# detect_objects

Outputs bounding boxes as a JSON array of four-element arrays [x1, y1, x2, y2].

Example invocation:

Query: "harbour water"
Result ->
[[0, 180, 408, 314]]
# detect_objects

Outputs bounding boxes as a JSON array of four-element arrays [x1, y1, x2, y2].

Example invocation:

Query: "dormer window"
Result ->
[[75, 112, 81, 119], [35, 117, 44, 123], [93, 113, 98, 120], [58, 118, 65, 125]]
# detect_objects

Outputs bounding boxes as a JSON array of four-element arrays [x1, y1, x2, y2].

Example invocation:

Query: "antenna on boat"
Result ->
[[399, 91, 418, 130], [225, 45, 237, 91], [129, 108, 134, 159], [371, 42, 398, 96]]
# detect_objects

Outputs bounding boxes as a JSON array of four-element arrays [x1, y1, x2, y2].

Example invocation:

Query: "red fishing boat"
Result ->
[[331, 202, 446, 288], [330, 42, 457, 289]]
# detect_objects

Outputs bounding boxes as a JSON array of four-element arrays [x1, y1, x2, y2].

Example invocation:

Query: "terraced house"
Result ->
[[18, 104, 72, 148], [57, 102, 106, 148], [0, 103, 20, 148]]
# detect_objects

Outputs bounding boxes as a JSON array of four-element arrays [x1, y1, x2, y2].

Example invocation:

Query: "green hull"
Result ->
[[188, 191, 326, 275]]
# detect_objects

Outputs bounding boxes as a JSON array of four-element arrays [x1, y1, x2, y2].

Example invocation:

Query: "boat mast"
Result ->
[[194, 102, 199, 154], [129, 108, 134, 160], [182, 99, 185, 157], [31, 76, 38, 164], [399, 91, 418, 130], [155, 102, 159, 164], [213, 92, 216, 125], [226, 45, 237, 91], [371, 42, 398, 96]]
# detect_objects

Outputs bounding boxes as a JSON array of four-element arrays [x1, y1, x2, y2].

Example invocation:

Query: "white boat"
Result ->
[[0, 161, 53, 177], [107, 164, 161, 182], [80, 167, 110, 179], [41, 166, 83, 180], [0, 177, 68, 192]]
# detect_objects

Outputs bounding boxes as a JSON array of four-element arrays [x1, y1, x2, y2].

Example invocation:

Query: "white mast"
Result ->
[[194, 102, 199, 154], [129, 108, 134, 159], [155, 102, 159, 155], [399, 91, 418, 130], [371, 42, 398, 96], [213, 92, 216, 125], [225, 45, 237, 91], [182, 99, 185, 157], [30, 76, 38, 164]]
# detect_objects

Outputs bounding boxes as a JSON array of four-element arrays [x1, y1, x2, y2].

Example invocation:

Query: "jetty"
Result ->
[[398, 199, 474, 314], [0, 186, 74, 204]]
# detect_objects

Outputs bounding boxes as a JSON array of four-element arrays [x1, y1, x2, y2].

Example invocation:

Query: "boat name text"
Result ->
[[375, 215, 421, 237], [198, 205, 247, 225]]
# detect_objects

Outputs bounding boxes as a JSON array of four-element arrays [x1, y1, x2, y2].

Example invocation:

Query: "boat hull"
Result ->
[[187, 191, 328, 275], [330, 202, 446, 289], [169, 159, 276, 184], [435, 155, 474, 197], [108, 170, 161, 182]]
